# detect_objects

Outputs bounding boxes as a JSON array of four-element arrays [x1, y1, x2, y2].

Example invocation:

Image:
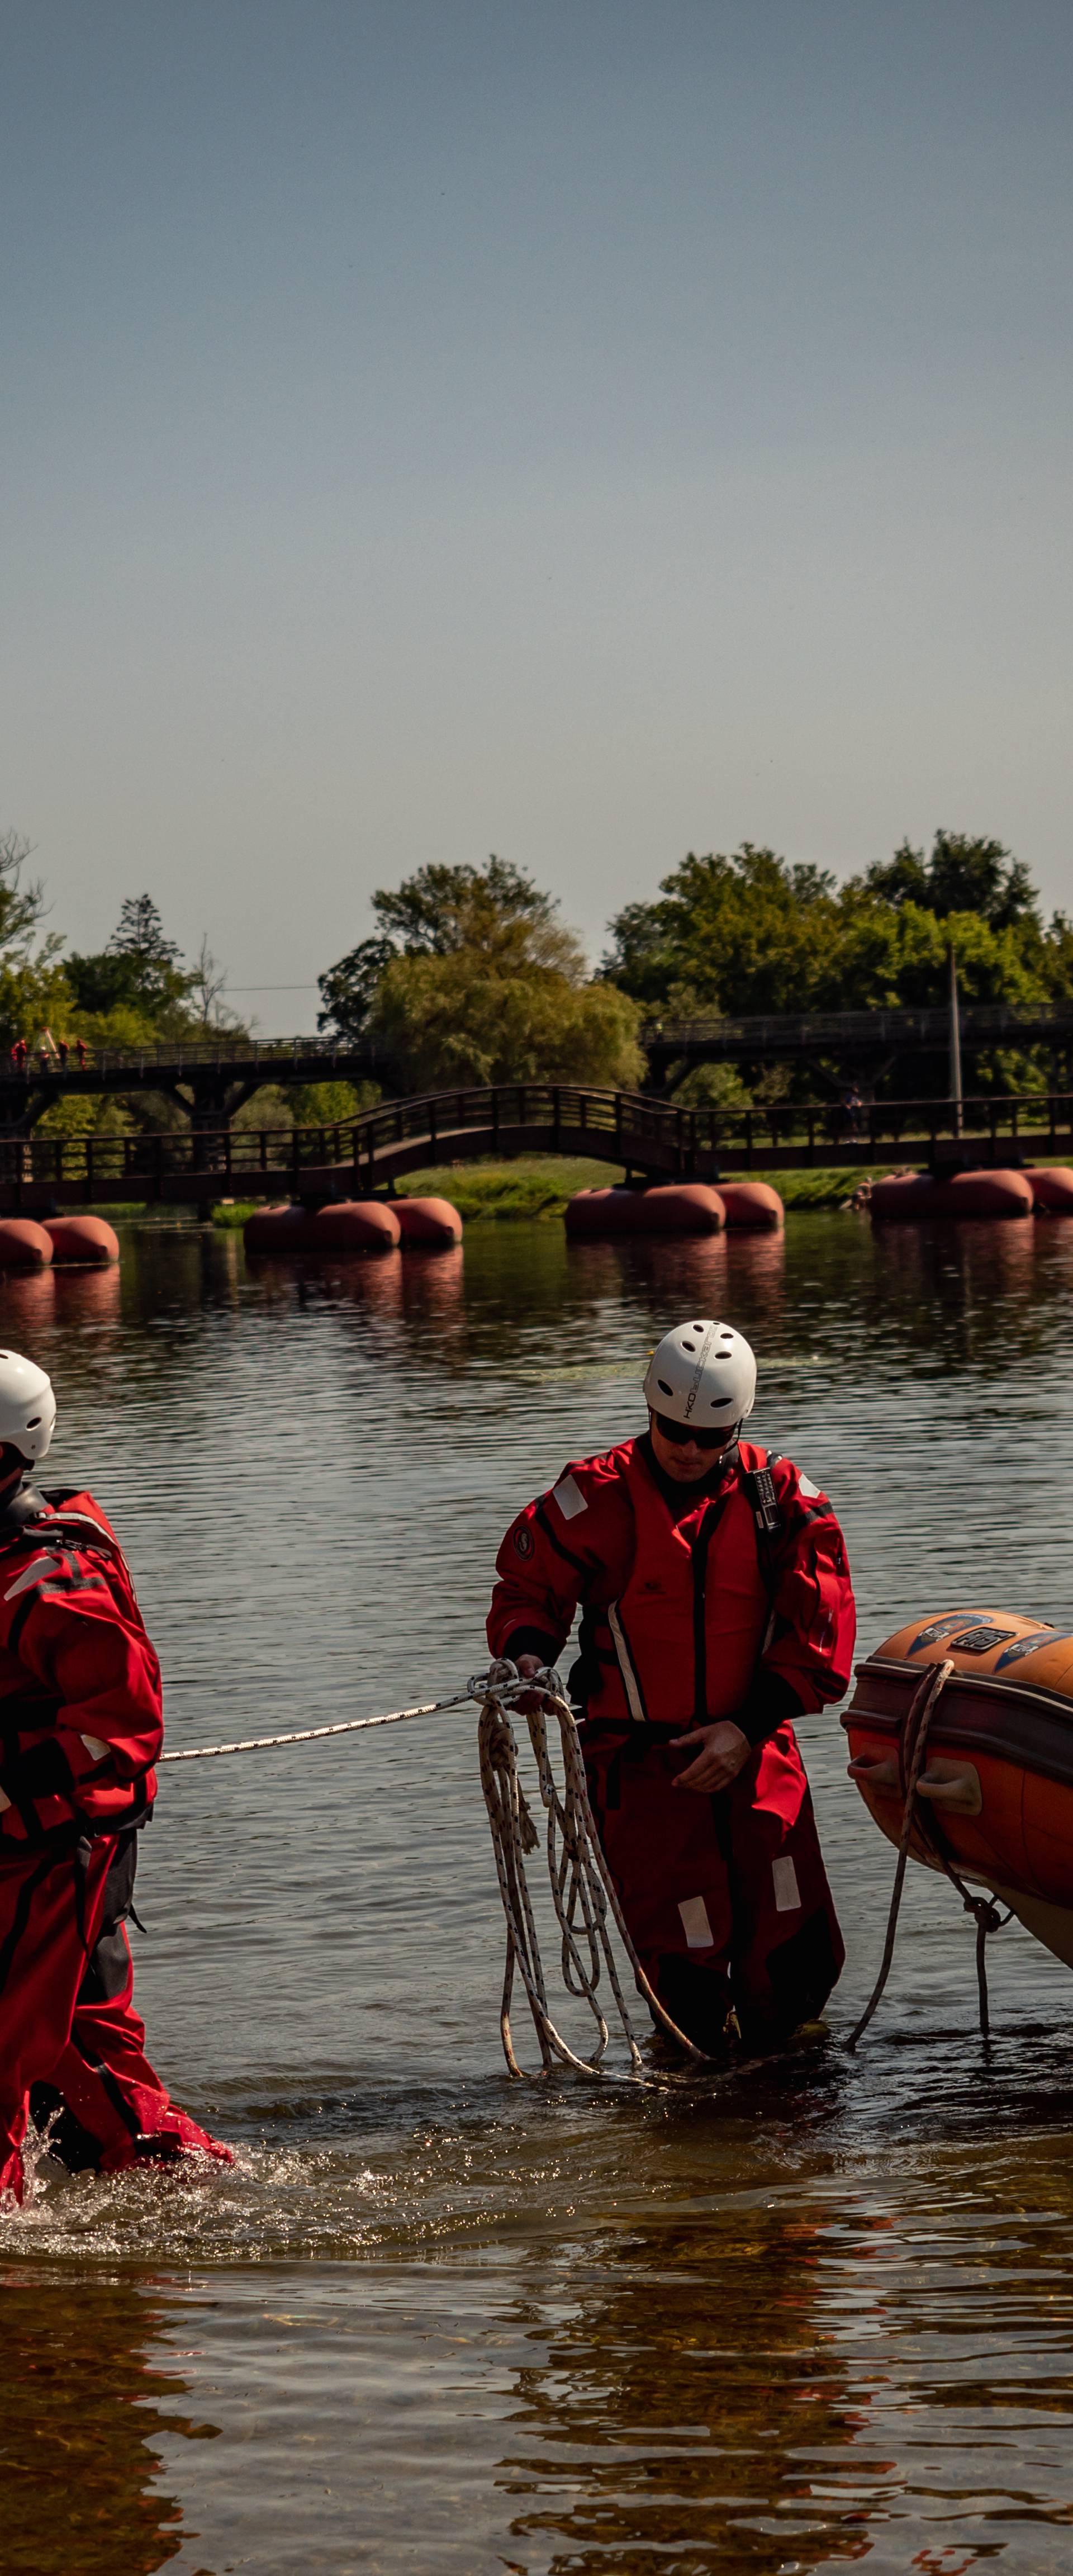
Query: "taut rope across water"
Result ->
[[157, 1695, 472, 1762]]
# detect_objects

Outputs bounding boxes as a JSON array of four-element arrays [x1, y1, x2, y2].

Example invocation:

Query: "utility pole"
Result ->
[[948, 944, 963, 1139]]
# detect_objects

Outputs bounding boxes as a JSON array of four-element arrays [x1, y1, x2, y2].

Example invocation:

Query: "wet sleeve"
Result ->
[[759, 1468, 857, 1717], [0, 1552, 163, 1841]]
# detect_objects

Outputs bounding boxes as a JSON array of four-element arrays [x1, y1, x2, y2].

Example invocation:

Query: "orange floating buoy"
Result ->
[[845, 1609, 1073, 1974], [393, 1195, 463, 1247], [244, 1200, 401, 1255], [243, 1204, 310, 1253], [718, 1180, 784, 1229], [564, 1183, 725, 1237], [870, 1168, 1033, 1220], [0, 1219, 53, 1270], [1025, 1166, 1073, 1214], [310, 1201, 401, 1252], [42, 1215, 120, 1265]]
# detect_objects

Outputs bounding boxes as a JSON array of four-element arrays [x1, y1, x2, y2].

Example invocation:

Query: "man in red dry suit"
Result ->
[[488, 1319, 856, 2055], [0, 1349, 231, 2202]]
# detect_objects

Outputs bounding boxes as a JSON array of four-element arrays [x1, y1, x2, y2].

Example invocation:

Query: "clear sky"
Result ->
[[2, 1, 1070, 1028]]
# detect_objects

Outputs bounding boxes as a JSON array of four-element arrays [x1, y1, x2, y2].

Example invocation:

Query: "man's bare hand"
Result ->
[[670, 1719, 750, 1793]]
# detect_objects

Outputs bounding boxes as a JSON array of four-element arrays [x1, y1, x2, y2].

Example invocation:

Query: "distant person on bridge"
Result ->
[[487, 1320, 855, 2057], [0, 1352, 232, 2202], [56, 1038, 69, 1067], [75, 1036, 87, 1069], [11, 1038, 27, 1074]]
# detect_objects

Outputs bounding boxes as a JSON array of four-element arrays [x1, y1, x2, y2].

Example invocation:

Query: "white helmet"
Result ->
[[0, 1352, 55, 1462], [643, 1319, 756, 1434]]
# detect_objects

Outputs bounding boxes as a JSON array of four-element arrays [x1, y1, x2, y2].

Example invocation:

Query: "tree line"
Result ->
[[2, 826, 1070, 1126], [316, 832, 1073, 1098]]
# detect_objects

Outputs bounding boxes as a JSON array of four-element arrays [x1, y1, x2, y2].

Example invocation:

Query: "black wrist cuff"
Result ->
[[737, 1670, 805, 1750], [501, 1628, 563, 1670]]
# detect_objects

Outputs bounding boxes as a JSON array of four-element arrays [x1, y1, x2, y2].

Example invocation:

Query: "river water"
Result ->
[[6, 1208, 1073, 2573]]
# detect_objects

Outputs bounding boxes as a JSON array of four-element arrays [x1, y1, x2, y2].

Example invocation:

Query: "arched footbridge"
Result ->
[[0, 1082, 1070, 1214]]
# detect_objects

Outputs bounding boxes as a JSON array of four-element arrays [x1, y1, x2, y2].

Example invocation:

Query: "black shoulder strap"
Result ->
[[742, 1449, 784, 1602], [0, 1486, 50, 1551], [0, 1490, 130, 1581]]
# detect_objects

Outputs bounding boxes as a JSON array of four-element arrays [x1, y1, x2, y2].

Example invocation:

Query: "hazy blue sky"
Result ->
[[2, 1, 1070, 1025]]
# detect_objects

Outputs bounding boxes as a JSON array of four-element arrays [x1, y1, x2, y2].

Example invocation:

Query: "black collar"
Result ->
[[0, 1483, 48, 1546], [638, 1431, 740, 1517]]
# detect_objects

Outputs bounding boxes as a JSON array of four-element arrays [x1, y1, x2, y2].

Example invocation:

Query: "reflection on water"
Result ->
[[7, 1211, 1073, 2569], [1, 2265, 194, 2574]]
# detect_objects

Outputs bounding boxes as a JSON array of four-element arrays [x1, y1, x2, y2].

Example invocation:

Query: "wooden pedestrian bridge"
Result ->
[[0, 1082, 1070, 1215]]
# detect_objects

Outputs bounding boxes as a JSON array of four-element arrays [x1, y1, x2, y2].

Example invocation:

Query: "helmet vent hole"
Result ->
[[657, 1379, 673, 1396]]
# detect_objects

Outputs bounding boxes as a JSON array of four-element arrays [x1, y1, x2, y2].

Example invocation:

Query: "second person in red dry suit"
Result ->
[[488, 1319, 856, 2055], [0, 1348, 232, 2202]]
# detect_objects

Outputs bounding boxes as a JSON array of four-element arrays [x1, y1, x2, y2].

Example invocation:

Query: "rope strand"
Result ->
[[847, 1656, 1010, 2051], [157, 1694, 470, 1763], [475, 1661, 706, 2081], [846, 1659, 953, 2050]]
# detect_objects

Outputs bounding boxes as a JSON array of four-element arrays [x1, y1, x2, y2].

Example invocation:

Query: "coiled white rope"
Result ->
[[474, 1659, 704, 2081]]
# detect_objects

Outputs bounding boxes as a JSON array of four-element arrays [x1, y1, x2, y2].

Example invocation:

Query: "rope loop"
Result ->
[[847, 1656, 1011, 2051], [847, 1658, 953, 2051], [470, 1664, 705, 2082]]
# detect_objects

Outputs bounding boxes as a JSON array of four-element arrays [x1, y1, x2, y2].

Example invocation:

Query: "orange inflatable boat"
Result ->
[[844, 1611, 1073, 1970]]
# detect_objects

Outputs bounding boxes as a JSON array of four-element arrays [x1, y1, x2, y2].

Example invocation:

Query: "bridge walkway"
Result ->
[[0, 1082, 1069, 1213], [2, 991, 1071, 1133]]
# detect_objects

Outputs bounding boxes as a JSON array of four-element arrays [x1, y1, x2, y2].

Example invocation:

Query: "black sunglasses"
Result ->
[[653, 1411, 736, 1451]]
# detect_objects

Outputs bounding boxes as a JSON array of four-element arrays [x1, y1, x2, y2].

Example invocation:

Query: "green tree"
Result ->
[[320, 856, 640, 1090], [603, 831, 1072, 1098], [0, 830, 72, 1052], [604, 845, 842, 1017], [317, 935, 396, 1045], [319, 858, 583, 1040], [861, 832, 1038, 930], [68, 893, 196, 1027], [369, 950, 642, 1091]]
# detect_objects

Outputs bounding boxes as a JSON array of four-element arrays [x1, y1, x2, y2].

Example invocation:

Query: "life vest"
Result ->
[[0, 1484, 161, 1851], [577, 1442, 776, 1729]]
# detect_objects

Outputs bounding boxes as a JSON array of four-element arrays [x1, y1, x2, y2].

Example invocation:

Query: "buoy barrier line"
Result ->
[[476, 1660, 706, 2081], [847, 1657, 1012, 2049], [156, 1694, 472, 1762]]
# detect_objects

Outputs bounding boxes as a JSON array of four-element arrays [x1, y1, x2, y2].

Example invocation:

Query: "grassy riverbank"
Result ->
[[210, 1153, 905, 1227]]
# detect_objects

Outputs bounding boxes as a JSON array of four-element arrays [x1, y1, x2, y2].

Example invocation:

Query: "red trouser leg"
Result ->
[[583, 1725, 738, 2053], [583, 1721, 843, 2056], [725, 1725, 845, 2044], [50, 1919, 234, 2171], [0, 1839, 115, 2205]]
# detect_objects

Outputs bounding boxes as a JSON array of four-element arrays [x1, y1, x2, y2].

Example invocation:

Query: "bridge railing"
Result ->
[[1, 1083, 1071, 1194], [642, 1000, 1073, 1053], [0, 1034, 381, 1079], [3, 998, 1072, 1085]]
